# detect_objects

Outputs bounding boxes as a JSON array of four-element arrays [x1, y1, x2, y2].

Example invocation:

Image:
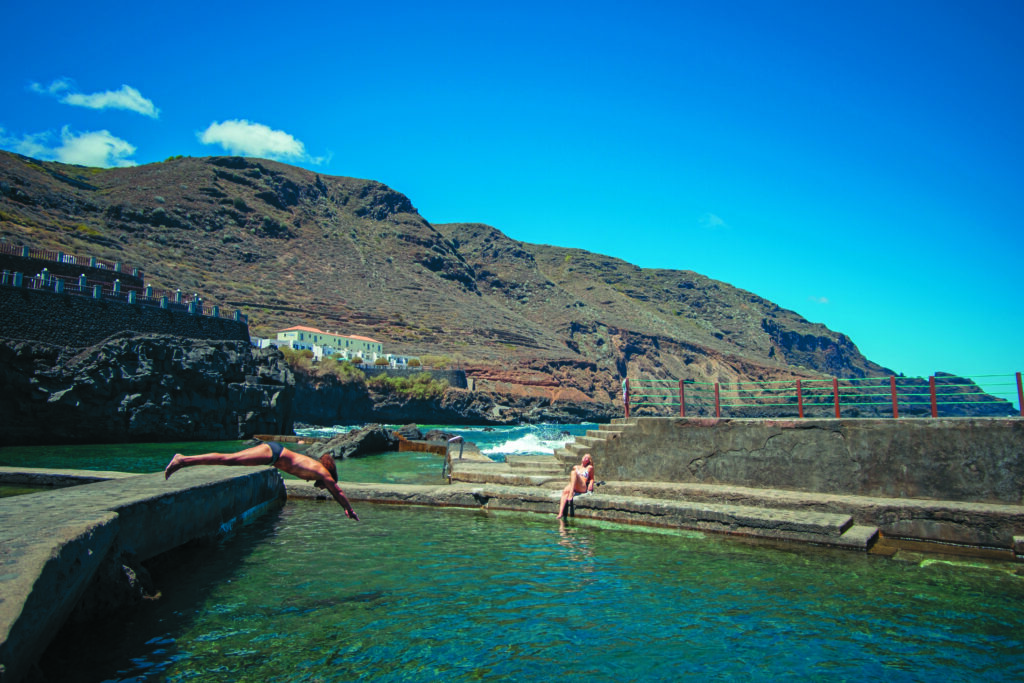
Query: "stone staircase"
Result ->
[[552, 418, 636, 470], [450, 454, 566, 488], [448, 418, 880, 552]]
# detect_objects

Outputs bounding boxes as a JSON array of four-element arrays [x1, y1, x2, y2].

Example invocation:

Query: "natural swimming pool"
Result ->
[[5, 427, 1023, 681], [40, 501, 1024, 682]]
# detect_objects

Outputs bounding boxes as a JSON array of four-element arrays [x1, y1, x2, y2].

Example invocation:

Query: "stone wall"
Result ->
[[0, 286, 248, 346], [591, 417, 1024, 505]]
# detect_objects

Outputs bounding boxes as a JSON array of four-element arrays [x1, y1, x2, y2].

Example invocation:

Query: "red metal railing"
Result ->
[[623, 373, 1023, 419]]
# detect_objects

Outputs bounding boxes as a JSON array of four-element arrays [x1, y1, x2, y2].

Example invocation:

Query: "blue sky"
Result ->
[[2, 1, 1022, 404]]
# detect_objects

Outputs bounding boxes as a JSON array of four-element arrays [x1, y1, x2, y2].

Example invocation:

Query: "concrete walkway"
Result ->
[[0, 466, 283, 683]]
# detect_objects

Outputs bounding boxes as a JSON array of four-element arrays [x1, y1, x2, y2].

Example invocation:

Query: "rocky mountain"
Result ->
[[0, 151, 942, 416]]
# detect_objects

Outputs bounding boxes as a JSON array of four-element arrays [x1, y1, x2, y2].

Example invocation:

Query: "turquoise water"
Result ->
[[42, 503, 1024, 682], [0, 424, 598, 480], [0, 440, 253, 475]]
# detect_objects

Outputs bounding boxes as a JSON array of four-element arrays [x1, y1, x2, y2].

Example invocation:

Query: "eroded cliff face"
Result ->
[[289, 365, 618, 427], [0, 335, 294, 444]]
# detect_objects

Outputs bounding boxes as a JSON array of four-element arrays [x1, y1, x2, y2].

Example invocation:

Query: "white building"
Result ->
[[275, 325, 385, 363]]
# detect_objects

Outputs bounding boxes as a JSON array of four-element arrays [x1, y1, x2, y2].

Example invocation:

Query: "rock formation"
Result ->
[[0, 334, 294, 444]]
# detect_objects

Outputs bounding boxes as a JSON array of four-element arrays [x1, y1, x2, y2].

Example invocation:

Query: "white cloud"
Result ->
[[30, 79, 73, 97], [0, 126, 137, 167], [30, 79, 160, 118], [698, 213, 729, 230], [808, 296, 830, 304], [64, 85, 159, 118], [198, 119, 310, 161]]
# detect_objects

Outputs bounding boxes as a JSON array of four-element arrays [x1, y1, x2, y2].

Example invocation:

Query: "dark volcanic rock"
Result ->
[[0, 334, 294, 445], [394, 424, 423, 440], [306, 424, 399, 460]]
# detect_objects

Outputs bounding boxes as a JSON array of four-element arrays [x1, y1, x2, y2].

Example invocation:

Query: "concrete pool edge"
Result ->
[[0, 466, 284, 683], [288, 480, 1024, 560]]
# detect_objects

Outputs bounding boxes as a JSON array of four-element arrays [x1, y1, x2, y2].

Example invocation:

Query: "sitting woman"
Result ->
[[165, 441, 358, 520], [557, 453, 595, 519]]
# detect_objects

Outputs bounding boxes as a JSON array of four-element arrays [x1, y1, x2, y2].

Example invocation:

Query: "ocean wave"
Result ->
[[481, 432, 576, 456]]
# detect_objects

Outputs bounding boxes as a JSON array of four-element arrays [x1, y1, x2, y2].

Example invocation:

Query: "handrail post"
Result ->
[[832, 378, 840, 418], [1016, 372, 1023, 417], [929, 376, 938, 417], [714, 382, 721, 418], [679, 379, 685, 417], [623, 379, 630, 419], [797, 379, 804, 418], [890, 375, 899, 418]]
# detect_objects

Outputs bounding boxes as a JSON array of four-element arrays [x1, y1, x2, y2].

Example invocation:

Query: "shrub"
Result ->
[[318, 357, 365, 383], [368, 372, 448, 400], [374, 358, 390, 366], [279, 346, 314, 372]]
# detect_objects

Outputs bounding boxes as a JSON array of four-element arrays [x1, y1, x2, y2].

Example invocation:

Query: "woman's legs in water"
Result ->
[[557, 468, 589, 518]]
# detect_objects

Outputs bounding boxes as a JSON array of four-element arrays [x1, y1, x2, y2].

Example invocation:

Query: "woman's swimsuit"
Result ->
[[577, 466, 590, 480], [266, 441, 284, 466]]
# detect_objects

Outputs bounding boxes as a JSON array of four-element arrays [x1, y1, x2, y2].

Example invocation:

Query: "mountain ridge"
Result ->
[[0, 151, 894, 411]]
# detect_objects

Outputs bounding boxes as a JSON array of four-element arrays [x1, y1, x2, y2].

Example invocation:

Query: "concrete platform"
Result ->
[[447, 457, 1024, 556], [288, 480, 880, 550], [0, 466, 283, 683]]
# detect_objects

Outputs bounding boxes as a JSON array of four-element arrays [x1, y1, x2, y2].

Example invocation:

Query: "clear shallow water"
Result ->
[[0, 440, 252, 475], [42, 503, 1024, 682]]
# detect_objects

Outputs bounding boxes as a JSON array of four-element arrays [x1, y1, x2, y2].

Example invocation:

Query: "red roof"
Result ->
[[279, 325, 326, 334], [277, 326, 380, 343]]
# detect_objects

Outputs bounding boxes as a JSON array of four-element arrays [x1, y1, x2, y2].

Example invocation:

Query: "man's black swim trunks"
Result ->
[[266, 440, 284, 465]]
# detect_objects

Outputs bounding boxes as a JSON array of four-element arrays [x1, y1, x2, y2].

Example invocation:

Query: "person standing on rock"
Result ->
[[164, 441, 359, 520], [557, 453, 595, 519]]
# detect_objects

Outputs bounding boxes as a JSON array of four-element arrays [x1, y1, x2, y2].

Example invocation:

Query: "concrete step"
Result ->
[[588, 429, 623, 439], [449, 460, 561, 487], [573, 435, 606, 449], [836, 525, 880, 550], [506, 455, 560, 469], [555, 446, 586, 464], [472, 486, 878, 550], [444, 472, 881, 551]]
